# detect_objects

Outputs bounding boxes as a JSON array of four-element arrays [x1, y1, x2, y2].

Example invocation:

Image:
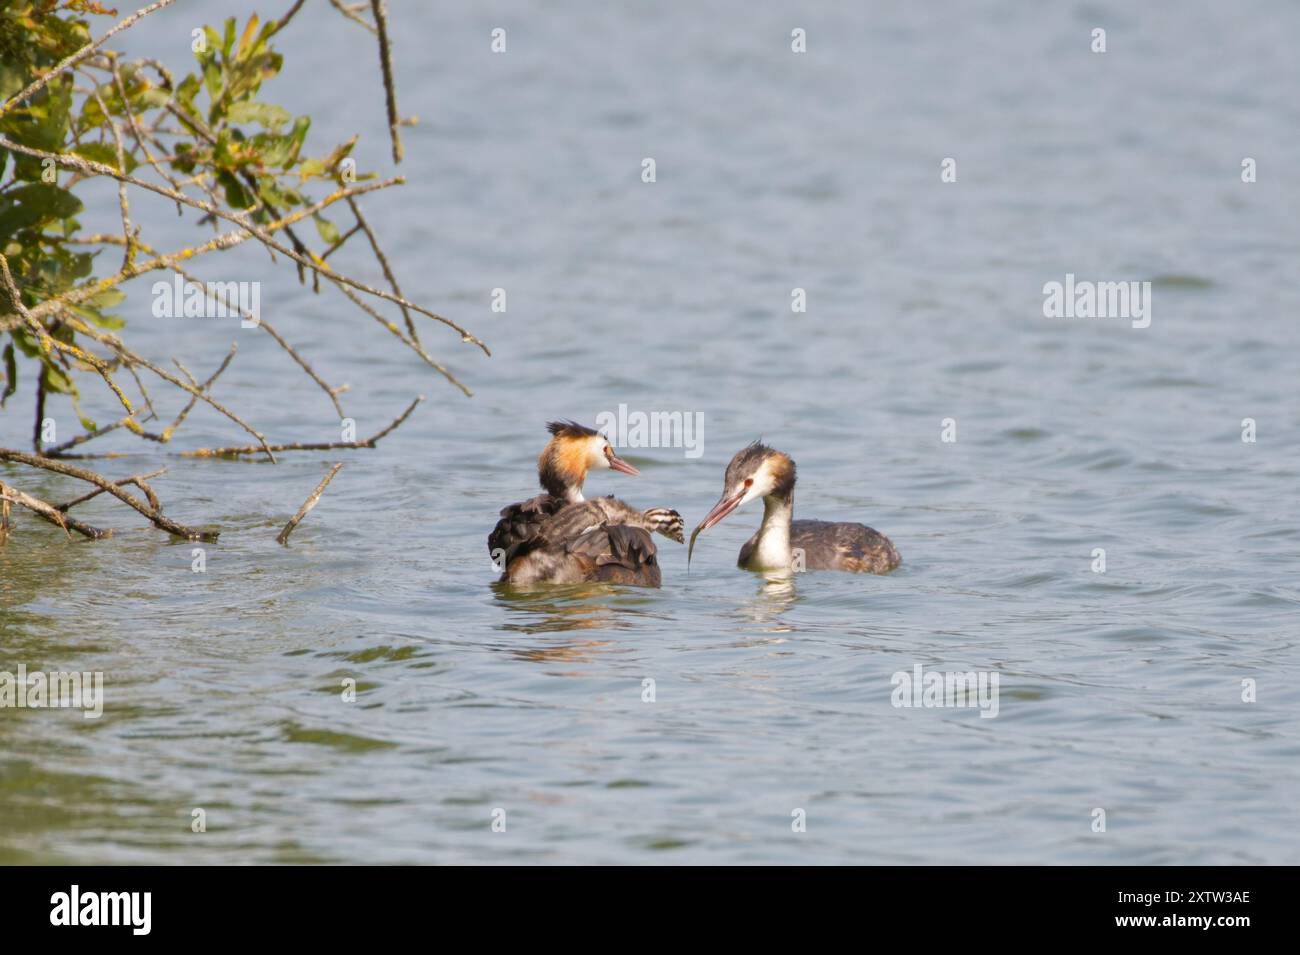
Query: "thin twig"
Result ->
[[370, 0, 403, 164], [159, 345, 238, 443], [0, 480, 10, 544], [320, 221, 364, 260], [184, 395, 423, 457], [329, 0, 376, 33], [0, 481, 111, 540], [333, 281, 471, 395], [33, 368, 47, 454], [276, 463, 343, 545], [124, 360, 158, 420], [83, 77, 135, 270], [273, 0, 309, 33], [346, 195, 418, 345], [41, 420, 124, 457], [23, 177, 407, 462], [56, 467, 167, 512]]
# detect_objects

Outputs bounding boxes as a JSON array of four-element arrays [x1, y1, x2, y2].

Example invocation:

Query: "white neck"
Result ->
[[564, 486, 585, 504], [747, 494, 794, 570]]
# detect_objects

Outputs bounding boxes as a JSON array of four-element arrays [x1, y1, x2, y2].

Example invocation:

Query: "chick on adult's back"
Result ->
[[489, 421, 683, 586]]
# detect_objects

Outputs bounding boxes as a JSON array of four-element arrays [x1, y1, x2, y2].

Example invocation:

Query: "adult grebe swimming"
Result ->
[[489, 421, 683, 586], [689, 442, 900, 574]]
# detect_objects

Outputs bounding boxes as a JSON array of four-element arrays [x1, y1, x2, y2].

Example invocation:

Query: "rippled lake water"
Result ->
[[2, 1, 1299, 864]]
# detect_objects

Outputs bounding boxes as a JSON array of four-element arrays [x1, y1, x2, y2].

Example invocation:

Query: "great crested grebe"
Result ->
[[688, 442, 900, 575], [489, 421, 684, 586]]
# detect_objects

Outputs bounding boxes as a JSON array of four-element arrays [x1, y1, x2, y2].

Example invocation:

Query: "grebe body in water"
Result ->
[[490, 422, 683, 586], [689, 443, 900, 574]]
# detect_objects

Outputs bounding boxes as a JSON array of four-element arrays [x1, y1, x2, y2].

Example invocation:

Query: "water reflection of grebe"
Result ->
[[491, 580, 661, 638]]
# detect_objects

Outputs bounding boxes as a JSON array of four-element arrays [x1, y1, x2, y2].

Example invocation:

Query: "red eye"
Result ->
[[744, 478, 753, 487]]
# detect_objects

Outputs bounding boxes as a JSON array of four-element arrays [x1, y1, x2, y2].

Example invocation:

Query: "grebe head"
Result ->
[[690, 442, 795, 545], [538, 420, 639, 500]]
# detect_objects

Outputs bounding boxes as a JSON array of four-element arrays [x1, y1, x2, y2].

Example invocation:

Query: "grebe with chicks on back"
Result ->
[[489, 421, 683, 587]]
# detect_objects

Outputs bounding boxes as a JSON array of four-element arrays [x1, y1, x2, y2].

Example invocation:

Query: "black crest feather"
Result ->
[[546, 420, 599, 440], [724, 441, 773, 484], [724, 441, 796, 498]]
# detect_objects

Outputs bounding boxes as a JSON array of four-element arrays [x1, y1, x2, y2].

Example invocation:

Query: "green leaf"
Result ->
[[235, 14, 261, 60], [132, 87, 171, 111], [0, 183, 84, 238], [20, 74, 74, 149], [89, 313, 125, 331], [299, 135, 358, 182], [11, 328, 41, 360], [227, 100, 290, 130], [71, 141, 117, 168], [72, 305, 126, 331], [216, 169, 253, 208], [0, 63, 26, 101], [256, 177, 303, 209], [65, 250, 94, 280], [69, 390, 96, 432], [171, 141, 197, 175], [313, 214, 341, 245], [257, 115, 310, 169], [72, 141, 137, 175], [41, 359, 75, 395], [201, 25, 223, 61], [176, 73, 201, 110], [202, 56, 223, 104], [85, 288, 126, 309], [222, 17, 237, 59]]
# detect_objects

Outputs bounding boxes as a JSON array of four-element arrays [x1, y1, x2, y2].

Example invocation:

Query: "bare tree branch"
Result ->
[[0, 448, 217, 541], [56, 467, 167, 512], [184, 395, 423, 457], [370, 0, 403, 164], [276, 462, 344, 545], [0, 480, 111, 540]]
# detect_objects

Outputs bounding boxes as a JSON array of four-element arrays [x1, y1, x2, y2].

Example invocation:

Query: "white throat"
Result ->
[[748, 494, 794, 570]]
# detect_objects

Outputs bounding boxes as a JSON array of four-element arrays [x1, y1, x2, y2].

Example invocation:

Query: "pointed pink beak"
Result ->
[[696, 491, 745, 533], [607, 452, 639, 476], [687, 489, 746, 567]]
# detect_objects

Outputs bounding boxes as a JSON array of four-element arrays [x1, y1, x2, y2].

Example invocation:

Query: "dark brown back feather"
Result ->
[[488, 493, 566, 557], [498, 496, 666, 587], [788, 519, 900, 574]]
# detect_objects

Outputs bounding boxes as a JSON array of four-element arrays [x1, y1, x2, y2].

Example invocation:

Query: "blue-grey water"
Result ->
[[2, 1, 1298, 864]]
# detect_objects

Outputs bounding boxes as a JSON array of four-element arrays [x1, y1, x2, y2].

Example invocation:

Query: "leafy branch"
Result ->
[[0, 0, 483, 542]]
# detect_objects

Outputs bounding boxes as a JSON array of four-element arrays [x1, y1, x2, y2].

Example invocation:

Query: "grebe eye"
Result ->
[[744, 478, 753, 488]]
